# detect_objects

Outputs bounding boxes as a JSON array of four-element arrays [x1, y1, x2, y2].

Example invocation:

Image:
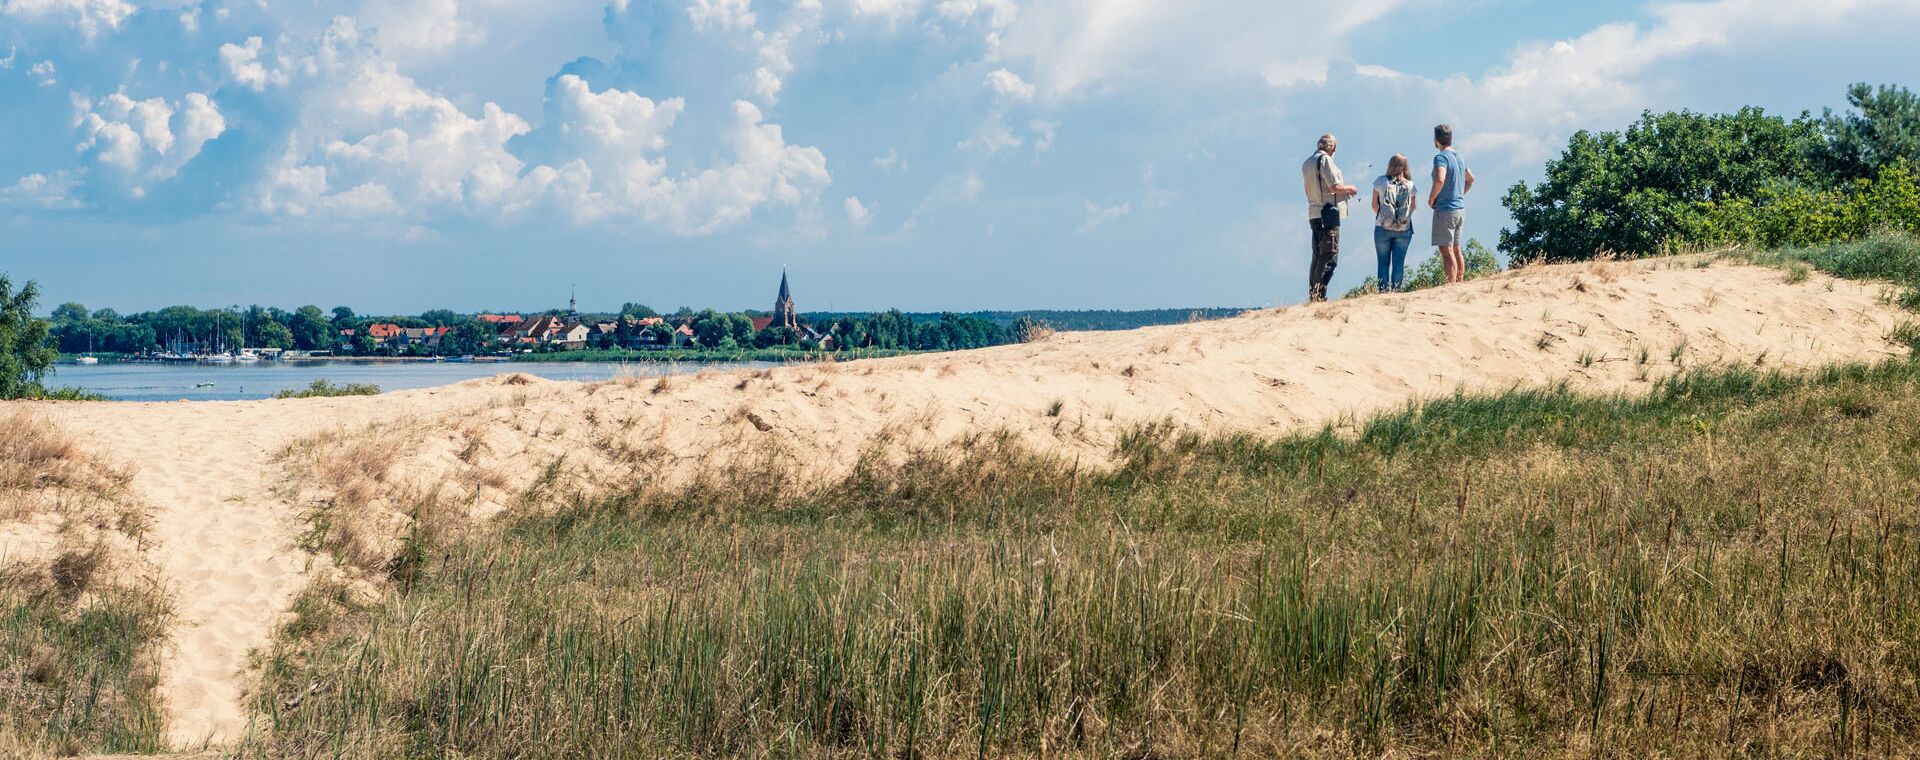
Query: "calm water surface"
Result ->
[[51, 360, 769, 402]]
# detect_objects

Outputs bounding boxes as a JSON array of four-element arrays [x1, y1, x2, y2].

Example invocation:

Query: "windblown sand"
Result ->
[[10, 258, 1913, 748]]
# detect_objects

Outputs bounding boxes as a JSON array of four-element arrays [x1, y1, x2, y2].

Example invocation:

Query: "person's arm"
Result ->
[[1370, 186, 1381, 214], [1429, 162, 1447, 207], [1318, 154, 1359, 199], [1463, 167, 1476, 196]]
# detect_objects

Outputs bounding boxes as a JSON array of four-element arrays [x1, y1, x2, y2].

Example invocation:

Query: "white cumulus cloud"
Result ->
[[220, 37, 287, 91], [0, 0, 135, 40], [983, 68, 1033, 101], [844, 195, 870, 229], [73, 90, 225, 196], [1, 171, 83, 209]]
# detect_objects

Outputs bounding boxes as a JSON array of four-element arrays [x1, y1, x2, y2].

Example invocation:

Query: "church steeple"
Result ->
[[568, 286, 578, 319], [772, 269, 797, 330]]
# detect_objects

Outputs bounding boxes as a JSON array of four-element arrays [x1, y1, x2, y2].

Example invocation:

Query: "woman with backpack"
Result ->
[[1370, 154, 1418, 292]]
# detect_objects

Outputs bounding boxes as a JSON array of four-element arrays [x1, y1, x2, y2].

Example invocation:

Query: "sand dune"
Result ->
[[14, 256, 1913, 748]]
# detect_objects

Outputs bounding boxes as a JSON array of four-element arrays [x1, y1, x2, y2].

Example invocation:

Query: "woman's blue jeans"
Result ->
[[1374, 226, 1413, 292]]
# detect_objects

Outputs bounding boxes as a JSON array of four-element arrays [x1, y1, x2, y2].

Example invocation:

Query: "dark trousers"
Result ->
[[1309, 218, 1339, 301]]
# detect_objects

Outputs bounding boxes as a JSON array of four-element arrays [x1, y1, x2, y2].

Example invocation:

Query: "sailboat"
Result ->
[[75, 333, 99, 364]]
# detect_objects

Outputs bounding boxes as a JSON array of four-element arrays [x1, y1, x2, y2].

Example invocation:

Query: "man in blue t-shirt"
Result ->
[[1427, 124, 1476, 284]]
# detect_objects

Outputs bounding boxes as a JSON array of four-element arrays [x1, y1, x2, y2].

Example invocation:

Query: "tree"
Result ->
[[290, 305, 331, 350], [419, 309, 462, 327], [1814, 83, 1920, 182], [645, 323, 676, 346], [0, 276, 58, 399], [753, 325, 800, 348], [1501, 107, 1822, 261], [690, 309, 729, 347], [255, 319, 296, 350], [52, 302, 90, 324], [331, 306, 357, 327], [439, 321, 495, 355], [620, 302, 659, 319]]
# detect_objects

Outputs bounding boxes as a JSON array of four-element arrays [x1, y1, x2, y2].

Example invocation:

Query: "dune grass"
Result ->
[[0, 412, 168, 756], [275, 379, 382, 399], [243, 355, 1920, 758]]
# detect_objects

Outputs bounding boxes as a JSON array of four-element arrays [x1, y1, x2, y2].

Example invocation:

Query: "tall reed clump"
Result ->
[[0, 411, 169, 756], [247, 359, 1920, 758]]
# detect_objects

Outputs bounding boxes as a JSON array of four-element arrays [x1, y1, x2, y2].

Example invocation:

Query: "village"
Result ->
[[341, 273, 834, 355]]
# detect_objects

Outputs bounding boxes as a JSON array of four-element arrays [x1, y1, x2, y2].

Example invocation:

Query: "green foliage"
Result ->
[[1501, 107, 1821, 261], [1684, 162, 1920, 249], [619, 302, 659, 319], [438, 321, 498, 356], [1813, 83, 1920, 182], [275, 379, 381, 399], [0, 275, 59, 400]]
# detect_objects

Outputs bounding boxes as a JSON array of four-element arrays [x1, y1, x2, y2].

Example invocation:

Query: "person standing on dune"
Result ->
[[1429, 124, 1476, 284], [1302, 133, 1361, 302]]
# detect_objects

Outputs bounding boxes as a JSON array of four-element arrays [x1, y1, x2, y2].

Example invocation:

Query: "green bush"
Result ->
[[1685, 163, 1920, 250], [274, 379, 381, 399]]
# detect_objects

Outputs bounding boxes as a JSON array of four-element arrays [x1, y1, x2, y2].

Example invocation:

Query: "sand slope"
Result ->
[[17, 257, 1913, 749]]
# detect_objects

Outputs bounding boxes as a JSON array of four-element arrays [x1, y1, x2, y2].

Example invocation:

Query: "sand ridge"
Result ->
[[18, 257, 1915, 749]]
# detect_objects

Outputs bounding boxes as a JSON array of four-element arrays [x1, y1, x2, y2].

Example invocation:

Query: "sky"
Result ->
[[2, 0, 1917, 315]]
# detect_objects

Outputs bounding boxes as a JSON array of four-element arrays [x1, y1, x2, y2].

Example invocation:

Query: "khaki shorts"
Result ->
[[1432, 209, 1465, 247]]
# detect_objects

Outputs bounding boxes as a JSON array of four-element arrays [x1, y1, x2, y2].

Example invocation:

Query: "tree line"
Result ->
[[38, 299, 1017, 358]]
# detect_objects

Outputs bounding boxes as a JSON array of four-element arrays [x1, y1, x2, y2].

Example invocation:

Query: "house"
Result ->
[[554, 322, 591, 349], [477, 314, 523, 326], [513, 315, 566, 345], [366, 323, 403, 344], [395, 327, 452, 347]]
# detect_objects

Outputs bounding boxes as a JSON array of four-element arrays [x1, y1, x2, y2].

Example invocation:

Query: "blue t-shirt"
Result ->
[[1432, 150, 1467, 212]]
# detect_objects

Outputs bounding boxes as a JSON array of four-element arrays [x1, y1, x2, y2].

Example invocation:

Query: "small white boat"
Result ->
[[74, 356, 100, 365], [203, 354, 234, 365], [234, 353, 261, 364]]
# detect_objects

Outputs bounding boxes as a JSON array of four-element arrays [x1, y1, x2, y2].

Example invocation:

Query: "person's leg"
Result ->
[[1390, 230, 1411, 291], [1318, 224, 1340, 300], [1374, 226, 1393, 292], [1308, 219, 1330, 301], [1445, 212, 1467, 283]]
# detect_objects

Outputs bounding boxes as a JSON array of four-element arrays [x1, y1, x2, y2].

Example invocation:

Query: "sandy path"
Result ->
[[21, 258, 1916, 750], [36, 396, 483, 747], [44, 403, 324, 746]]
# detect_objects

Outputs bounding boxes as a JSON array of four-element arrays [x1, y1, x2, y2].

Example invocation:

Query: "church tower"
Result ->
[[772, 270, 798, 330]]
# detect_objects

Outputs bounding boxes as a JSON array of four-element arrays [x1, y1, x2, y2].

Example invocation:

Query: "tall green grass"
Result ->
[[248, 357, 1920, 758], [0, 570, 170, 756]]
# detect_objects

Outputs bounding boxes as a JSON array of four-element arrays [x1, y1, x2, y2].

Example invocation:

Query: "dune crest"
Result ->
[[22, 257, 1912, 748]]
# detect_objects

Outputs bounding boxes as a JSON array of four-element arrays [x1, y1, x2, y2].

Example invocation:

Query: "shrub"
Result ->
[[274, 379, 381, 399]]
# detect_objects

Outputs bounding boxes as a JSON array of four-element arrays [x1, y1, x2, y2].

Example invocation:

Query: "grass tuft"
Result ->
[[275, 379, 381, 399]]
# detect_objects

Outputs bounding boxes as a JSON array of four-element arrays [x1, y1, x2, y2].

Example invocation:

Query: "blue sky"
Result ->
[[2, 0, 1916, 314]]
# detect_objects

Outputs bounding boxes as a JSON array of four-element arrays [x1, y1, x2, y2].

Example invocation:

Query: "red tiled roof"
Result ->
[[750, 316, 774, 331], [367, 323, 403, 338], [477, 314, 523, 324]]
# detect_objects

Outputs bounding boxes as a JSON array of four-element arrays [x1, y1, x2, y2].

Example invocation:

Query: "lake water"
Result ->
[[49, 360, 770, 402]]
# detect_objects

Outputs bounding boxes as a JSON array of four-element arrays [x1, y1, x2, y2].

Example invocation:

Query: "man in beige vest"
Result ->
[[1302, 133, 1360, 302]]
